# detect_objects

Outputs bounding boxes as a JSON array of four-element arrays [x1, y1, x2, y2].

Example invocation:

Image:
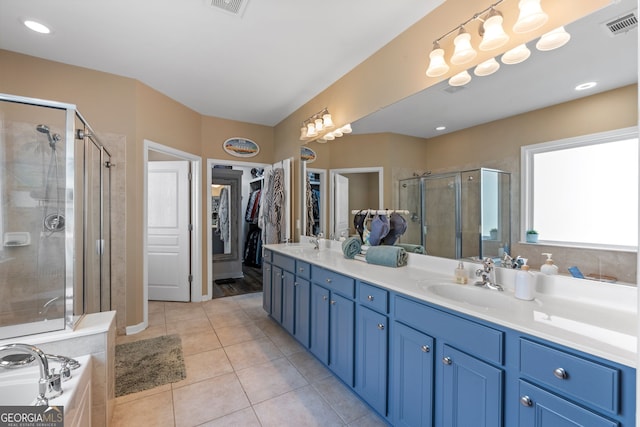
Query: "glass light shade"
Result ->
[[333, 129, 343, 138], [513, 0, 548, 33], [306, 122, 317, 138], [316, 138, 327, 144], [536, 26, 571, 51], [448, 70, 471, 87], [474, 58, 500, 76], [451, 31, 477, 65], [300, 126, 308, 140], [322, 113, 334, 128], [501, 44, 531, 64], [340, 123, 352, 134], [314, 118, 324, 132], [324, 132, 335, 141], [479, 12, 509, 51], [426, 47, 449, 77]]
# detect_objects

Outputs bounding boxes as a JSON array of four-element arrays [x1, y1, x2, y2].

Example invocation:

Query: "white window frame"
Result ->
[[521, 126, 638, 251]]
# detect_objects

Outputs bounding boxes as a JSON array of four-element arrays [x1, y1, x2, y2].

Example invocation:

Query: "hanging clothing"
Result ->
[[305, 175, 314, 236], [262, 168, 285, 245], [244, 227, 263, 267], [245, 188, 261, 224], [218, 187, 230, 242]]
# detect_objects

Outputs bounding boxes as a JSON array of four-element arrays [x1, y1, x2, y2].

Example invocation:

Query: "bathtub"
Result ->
[[0, 354, 92, 427]]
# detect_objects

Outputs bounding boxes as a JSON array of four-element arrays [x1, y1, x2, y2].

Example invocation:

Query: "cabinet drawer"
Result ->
[[273, 252, 296, 273], [311, 266, 355, 298], [263, 249, 272, 263], [296, 260, 311, 280], [395, 296, 503, 364], [358, 282, 388, 313], [520, 339, 619, 414]]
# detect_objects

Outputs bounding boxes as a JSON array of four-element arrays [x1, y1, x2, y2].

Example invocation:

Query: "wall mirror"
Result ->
[[299, 0, 638, 282]]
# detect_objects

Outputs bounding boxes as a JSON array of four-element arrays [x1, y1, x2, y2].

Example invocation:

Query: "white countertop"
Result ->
[[266, 242, 638, 368]]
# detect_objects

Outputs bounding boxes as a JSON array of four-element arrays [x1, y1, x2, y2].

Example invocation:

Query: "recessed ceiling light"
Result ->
[[24, 20, 51, 34], [575, 82, 597, 91], [435, 126, 446, 131]]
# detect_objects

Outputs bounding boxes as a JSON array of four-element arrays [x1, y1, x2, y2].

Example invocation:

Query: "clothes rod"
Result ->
[[351, 209, 410, 215]]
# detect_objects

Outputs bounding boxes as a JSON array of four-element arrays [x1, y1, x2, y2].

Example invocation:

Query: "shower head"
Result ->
[[36, 124, 60, 149]]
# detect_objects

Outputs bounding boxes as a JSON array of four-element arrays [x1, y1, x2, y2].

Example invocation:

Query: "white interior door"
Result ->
[[147, 161, 190, 302], [334, 173, 349, 238]]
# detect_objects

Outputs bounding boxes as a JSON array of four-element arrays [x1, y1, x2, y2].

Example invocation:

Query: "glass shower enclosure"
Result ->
[[0, 93, 112, 340], [399, 168, 510, 260]]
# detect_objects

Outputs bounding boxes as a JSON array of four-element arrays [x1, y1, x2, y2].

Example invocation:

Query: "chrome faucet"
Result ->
[[0, 343, 62, 405], [475, 258, 503, 291], [310, 232, 323, 250]]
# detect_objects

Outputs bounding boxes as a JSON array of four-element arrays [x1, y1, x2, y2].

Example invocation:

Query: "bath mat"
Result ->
[[115, 334, 186, 397]]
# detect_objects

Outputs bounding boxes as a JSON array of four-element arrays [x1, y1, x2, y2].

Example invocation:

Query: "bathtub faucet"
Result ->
[[0, 343, 62, 405]]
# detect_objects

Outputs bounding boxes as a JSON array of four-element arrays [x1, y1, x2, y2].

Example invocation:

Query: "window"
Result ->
[[522, 127, 638, 250]]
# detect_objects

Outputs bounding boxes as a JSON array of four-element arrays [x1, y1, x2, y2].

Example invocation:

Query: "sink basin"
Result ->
[[425, 284, 515, 311]]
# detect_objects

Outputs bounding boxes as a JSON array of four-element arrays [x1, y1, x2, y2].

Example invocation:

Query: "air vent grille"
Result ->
[[603, 11, 638, 36], [211, 0, 249, 16]]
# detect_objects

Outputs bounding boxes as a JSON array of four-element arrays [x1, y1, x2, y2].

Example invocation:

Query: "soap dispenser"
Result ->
[[454, 261, 468, 284], [515, 263, 535, 300], [541, 253, 559, 275]]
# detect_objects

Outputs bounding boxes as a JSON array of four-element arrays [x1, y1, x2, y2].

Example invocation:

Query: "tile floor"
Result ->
[[111, 292, 389, 427]]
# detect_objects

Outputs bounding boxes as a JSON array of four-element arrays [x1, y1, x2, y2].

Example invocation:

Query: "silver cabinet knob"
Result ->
[[326, 278, 332, 283], [442, 357, 452, 365], [299, 267, 305, 272], [265, 267, 270, 271], [553, 368, 568, 379], [294, 282, 298, 287], [421, 345, 430, 353], [520, 396, 533, 407], [377, 323, 385, 330], [367, 295, 374, 301], [330, 300, 336, 305], [322, 295, 328, 301]]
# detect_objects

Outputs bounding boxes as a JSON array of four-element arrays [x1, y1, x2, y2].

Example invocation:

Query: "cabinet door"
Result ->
[[329, 293, 355, 386], [441, 345, 503, 427], [392, 322, 434, 427], [281, 270, 295, 334], [262, 262, 272, 313], [356, 306, 388, 416], [271, 266, 283, 323], [518, 381, 617, 427], [310, 284, 330, 364], [294, 278, 310, 348]]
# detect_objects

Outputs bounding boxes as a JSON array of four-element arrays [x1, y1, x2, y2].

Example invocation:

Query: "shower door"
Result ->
[[422, 173, 460, 259], [398, 178, 423, 245]]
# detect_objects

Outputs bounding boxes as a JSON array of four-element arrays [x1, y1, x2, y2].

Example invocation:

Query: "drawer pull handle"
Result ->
[[326, 278, 332, 283], [442, 357, 452, 365], [377, 323, 385, 330], [367, 295, 375, 301], [520, 396, 533, 407], [330, 300, 336, 305], [294, 282, 298, 286], [322, 295, 328, 301], [421, 345, 430, 353], [553, 368, 568, 380], [299, 267, 304, 272]]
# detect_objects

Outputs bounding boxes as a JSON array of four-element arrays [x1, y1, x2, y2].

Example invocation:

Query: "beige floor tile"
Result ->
[[115, 324, 166, 345], [199, 407, 261, 427], [207, 308, 252, 329], [166, 316, 213, 335], [179, 329, 222, 356], [313, 375, 371, 424], [202, 298, 242, 315], [215, 322, 265, 346], [114, 383, 172, 405], [224, 337, 283, 371], [261, 321, 305, 355], [287, 350, 333, 383], [173, 372, 251, 427], [148, 301, 166, 314], [165, 305, 208, 323], [173, 347, 233, 388], [147, 310, 166, 328], [243, 305, 270, 321], [232, 293, 264, 309], [111, 389, 175, 427], [236, 357, 308, 404], [253, 384, 344, 427]]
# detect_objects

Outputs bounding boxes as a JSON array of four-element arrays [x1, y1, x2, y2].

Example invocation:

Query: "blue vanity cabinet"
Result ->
[[281, 269, 295, 334], [329, 292, 356, 386], [270, 266, 284, 323], [356, 282, 389, 416], [261, 250, 272, 313], [310, 283, 331, 364], [392, 321, 435, 427], [293, 277, 310, 347]]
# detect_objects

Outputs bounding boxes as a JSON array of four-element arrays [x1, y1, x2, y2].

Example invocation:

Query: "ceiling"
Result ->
[[0, 0, 443, 126], [353, 0, 638, 138]]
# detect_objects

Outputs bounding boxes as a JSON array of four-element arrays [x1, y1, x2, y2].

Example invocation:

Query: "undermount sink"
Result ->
[[425, 284, 516, 311]]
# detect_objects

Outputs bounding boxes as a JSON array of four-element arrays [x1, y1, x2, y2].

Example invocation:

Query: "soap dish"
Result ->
[[3, 232, 31, 247]]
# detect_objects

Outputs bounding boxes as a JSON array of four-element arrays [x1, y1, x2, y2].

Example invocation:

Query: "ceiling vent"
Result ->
[[602, 10, 638, 36], [210, 0, 249, 17]]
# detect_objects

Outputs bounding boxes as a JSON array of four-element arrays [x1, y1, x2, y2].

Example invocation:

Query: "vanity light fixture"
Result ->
[[300, 108, 351, 144], [425, 0, 570, 88], [24, 19, 51, 34]]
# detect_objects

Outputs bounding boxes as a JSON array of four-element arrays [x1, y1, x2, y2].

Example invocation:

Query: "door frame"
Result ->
[[206, 158, 270, 301], [329, 167, 384, 238], [137, 140, 202, 334]]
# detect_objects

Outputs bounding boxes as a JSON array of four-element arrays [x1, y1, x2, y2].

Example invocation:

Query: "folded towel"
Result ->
[[395, 243, 426, 254], [342, 237, 362, 259], [365, 245, 408, 268]]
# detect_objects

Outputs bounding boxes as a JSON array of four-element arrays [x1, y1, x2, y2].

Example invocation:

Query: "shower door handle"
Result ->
[[96, 239, 104, 255]]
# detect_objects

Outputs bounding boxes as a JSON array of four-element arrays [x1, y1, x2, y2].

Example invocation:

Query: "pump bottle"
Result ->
[[541, 253, 558, 275], [515, 264, 535, 300]]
